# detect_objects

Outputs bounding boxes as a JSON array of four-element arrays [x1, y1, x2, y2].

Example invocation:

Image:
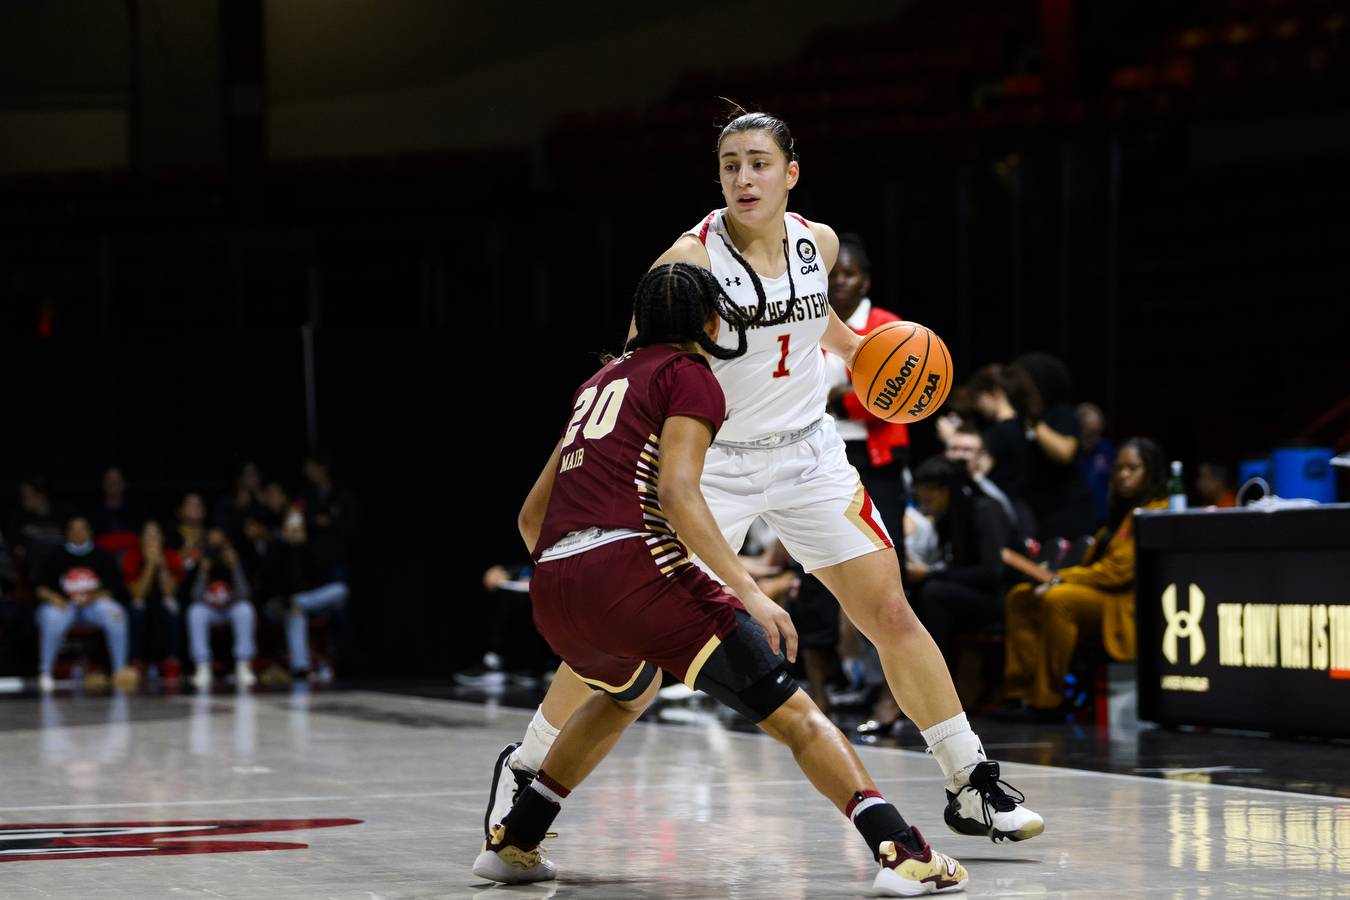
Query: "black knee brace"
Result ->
[[692, 609, 800, 722]]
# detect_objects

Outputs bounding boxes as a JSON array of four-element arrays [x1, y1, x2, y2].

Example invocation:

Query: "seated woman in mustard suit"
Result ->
[[1001, 437, 1170, 713]]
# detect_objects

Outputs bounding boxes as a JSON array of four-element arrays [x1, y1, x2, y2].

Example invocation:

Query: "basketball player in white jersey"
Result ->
[[485, 107, 1042, 849]]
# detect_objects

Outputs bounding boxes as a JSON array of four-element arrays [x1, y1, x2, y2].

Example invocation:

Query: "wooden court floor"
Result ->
[[0, 689, 1347, 898]]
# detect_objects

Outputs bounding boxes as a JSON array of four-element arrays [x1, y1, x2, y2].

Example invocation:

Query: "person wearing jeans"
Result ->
[[187, 529, 256, 689], [263, 504, 348, 678], [34, 516, 139, 693], [287, 581, 348, 675]]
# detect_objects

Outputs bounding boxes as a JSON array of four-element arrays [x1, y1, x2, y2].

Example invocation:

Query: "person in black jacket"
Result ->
[[906, 457, 1016, 661], [262, 503, 349, 677], [34, 516, 139, 693], [186, 529, 257, 690]]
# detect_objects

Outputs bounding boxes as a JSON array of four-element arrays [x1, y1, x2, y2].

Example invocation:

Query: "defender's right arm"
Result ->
[[658, 414, 798, 663], [518, 438, 564, 553]]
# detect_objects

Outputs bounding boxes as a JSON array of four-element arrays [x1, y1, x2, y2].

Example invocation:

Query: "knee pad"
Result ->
[[693, 610, 800, 723]]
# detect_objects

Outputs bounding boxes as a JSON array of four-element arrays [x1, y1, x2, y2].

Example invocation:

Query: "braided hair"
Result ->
[[626, 263, 749, 360], [714, 101, 802, 331]]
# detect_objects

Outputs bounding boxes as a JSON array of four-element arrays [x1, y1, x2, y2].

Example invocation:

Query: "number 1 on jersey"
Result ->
[[772, 334, 791, 379]]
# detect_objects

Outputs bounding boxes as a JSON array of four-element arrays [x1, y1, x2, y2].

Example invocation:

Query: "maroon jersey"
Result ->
[[532, 344, 726, 560]]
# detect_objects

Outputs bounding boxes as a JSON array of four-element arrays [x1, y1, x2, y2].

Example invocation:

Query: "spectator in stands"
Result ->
[[455, 561, 553, 689], [186, 528, 256, 689], [969, 363, 1040, 537], [7, 475, 68, 583], [260, 481, 289, 523], [175, 493, 208, 588], [34, 516, 138, 693], [1076, 402, 1113, 521], [945, 423, 1023, 538], [907, 457, 1016, 659], [1013, 353, 1100, 540], [934, 385, 973, 448], [262, 503, 349, 678], [797, 233, 909, 716], [298, 452, 358, 584], [87, 466, 149, 538], [1195, 461, 1237, 508], [0, 531, 33, 674], [823, 234, 911, 500], [123, 520, 183, 679], [213, 460, 269, 573], [1001, 438, 1170, 717], [859, 458, 1015, 736]]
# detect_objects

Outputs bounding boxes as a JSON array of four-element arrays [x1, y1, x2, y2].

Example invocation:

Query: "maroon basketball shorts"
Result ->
[[530, 536, 800, 722]]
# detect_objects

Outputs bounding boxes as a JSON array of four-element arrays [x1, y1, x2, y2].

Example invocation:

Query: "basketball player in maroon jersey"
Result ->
[[474, 263, 966, 896]]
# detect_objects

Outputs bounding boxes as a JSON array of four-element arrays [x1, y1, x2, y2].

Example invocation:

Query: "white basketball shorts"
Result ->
[[699, 416, 894, 573]]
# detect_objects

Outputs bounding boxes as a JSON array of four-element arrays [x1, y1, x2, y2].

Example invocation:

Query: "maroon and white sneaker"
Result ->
[[472, 824, 556, 884], [873, 827, 967, 896]]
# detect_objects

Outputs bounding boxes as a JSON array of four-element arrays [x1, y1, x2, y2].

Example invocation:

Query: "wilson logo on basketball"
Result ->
[[871, 355, 921, 412], [907, 374, 943, 417]]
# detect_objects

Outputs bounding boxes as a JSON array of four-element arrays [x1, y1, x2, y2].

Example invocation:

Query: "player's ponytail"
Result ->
[[626, 263, 748, 361]]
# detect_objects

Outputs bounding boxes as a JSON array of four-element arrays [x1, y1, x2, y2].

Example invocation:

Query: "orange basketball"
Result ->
[[850, 321, 953, 423]]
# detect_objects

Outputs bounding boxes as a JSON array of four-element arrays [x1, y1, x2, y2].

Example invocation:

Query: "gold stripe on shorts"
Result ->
[[844, 474, 890, 551], [576, 661, 649, 695], [682, 635, 722, 688]]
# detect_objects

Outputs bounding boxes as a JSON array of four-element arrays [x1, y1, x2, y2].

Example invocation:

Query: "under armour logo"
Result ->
[[725, 276, 741, 287], [1162, 583, 1207, 665]]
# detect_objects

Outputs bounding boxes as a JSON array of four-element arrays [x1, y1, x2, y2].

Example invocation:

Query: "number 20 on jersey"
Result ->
[[559, 378, 629, 472]]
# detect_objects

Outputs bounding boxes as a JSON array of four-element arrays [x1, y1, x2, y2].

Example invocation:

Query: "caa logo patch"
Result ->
[[795, 238, 817, 265], [0, 819, 362, 862]]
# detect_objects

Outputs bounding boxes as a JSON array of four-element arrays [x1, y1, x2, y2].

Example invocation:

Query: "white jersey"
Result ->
[[684, 209, 832, 444]]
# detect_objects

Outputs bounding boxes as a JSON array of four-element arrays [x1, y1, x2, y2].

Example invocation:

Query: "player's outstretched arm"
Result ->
[[518, 438, 564, 553], [812, 221, 862, 367], [657, 414, 798, 663], [820, 305, 864, 368]]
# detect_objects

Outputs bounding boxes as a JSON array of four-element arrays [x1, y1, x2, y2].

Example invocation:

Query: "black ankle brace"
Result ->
[[500, 784, 559, 845], [854, 803, 923, 859]]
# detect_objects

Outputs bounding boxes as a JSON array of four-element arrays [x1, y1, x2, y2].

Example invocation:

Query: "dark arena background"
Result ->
[[1, 1, 1348, 898]]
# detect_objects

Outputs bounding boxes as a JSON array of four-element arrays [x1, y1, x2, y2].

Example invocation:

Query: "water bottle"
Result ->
[[1168, 461, 1187, 511]]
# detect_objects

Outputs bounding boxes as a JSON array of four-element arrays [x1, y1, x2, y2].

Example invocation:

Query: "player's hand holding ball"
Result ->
[[850, 322, 953, 423]]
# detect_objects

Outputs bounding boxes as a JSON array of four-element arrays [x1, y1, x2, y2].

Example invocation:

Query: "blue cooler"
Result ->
[[1238, 459, 1272, 486], [1272, 447, 1336, 503]]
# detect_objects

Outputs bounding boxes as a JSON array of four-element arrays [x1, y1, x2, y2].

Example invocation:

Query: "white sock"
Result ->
[[920, 713, 986, 788], [511, 707, 559, 773]]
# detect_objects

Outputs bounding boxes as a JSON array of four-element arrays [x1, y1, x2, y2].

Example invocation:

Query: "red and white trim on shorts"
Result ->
[[845, 479, 893, 551]]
